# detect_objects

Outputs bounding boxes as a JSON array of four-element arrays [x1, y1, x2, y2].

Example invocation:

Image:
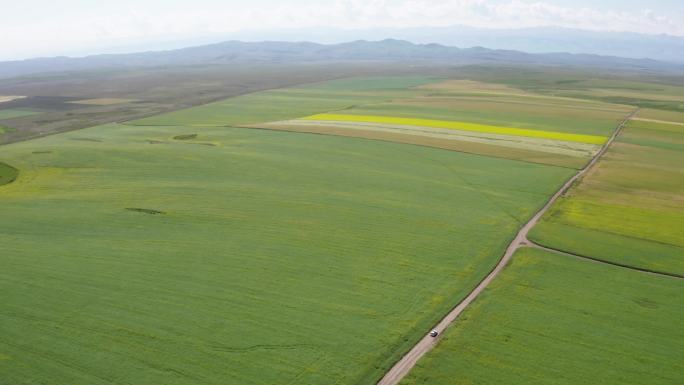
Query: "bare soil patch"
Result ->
[[0, 96, 25, 104], [69, 98, 134, 106]]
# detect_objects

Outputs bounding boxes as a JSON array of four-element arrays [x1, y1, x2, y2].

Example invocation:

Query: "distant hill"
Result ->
[[1, 39, 682, 79], [232, 26, 684, 64]]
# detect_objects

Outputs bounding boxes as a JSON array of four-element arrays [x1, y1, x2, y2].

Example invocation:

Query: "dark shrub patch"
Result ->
[[126, 208, 165, 215], [173, 134, 198, 140]]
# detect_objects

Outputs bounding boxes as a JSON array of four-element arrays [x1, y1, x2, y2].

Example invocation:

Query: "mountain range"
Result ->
[[231, 26, 684, 63], [1, 38, 683, 79]]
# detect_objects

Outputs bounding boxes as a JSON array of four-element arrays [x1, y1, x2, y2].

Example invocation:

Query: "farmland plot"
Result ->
[[400, 248, 684, 385], [245, 78, 630, 169], [0, 112, 572, 384], [530, 117, 684, 275], [0, 75, 643, 384], [0, 108, 40, 120], [400, 77, 684, 385]]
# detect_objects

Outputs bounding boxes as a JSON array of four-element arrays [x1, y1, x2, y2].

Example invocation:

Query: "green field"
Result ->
[[3, 72, 679, 385], [552, 79, 684, 113], [530, 117, 684, 275], [0, 162, 18, 186], [0, 125, 16, 135], [456, 69, 684, 113], [397, 75, 684, 385], [333, 89, 630, 137], [401, 248, 684, 385], [637, 108, 684, 123], [130, 77, 438, 127], [0, 111, 572, 384], [0, 109, 40, 120], [233, 77, 632, 169]]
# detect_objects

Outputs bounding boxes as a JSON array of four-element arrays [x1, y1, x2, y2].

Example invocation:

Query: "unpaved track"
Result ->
[[630, 117, 684, 126], [376, 110, 640, 385]]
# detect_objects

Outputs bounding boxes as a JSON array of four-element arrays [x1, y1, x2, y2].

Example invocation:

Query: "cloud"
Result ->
[[1, 0, 682, 60]]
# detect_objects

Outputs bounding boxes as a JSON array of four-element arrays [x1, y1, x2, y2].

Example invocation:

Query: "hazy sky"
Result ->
[[2, 0, 683, 60]]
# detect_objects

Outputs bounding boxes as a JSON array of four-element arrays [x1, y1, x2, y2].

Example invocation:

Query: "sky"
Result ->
[[2, 0, 683, 60]]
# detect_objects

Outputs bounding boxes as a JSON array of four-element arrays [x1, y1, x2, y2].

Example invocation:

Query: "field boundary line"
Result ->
[[375, 108, 640, 385], [527, 241, 684, 279]]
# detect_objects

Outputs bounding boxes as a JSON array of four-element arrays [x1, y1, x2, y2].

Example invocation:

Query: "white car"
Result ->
[[429, 330, 439, 337]]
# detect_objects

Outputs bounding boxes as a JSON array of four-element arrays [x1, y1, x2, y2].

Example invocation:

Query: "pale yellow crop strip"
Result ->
[[302, 114, 608, 145]]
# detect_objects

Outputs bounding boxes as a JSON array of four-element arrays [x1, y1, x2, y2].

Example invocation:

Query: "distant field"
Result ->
[[0, 101, 572, 384], [234, 77, 630, 169], [462, 71, 684, 114], [302, 114, 608, 144], [530, 117, 684, 275], [636, 108, 684, 123], [262, 122, 595, 169], [401, 248, 684, 385], [0, 63, 404, 144], [345, 86, 631, 137], [0, 125, 16, 135], [0, 109, 40, 120], [130, 77, 438, 127], [637, 109, 684, 125], [326, 78, 631, 138], [69, 98, 134, 106]]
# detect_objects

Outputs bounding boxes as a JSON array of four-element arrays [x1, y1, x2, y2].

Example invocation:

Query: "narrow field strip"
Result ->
[[398, 96, 632, 114], [303, 114, 608, 144], [248, 123, 588, 169], [0, 109, 41, 120], [529, 241, 684, 279], [69, 98, 134, 106], [270, 119, 598, 158]]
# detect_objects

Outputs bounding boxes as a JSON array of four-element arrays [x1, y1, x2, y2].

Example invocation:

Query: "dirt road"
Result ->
[[376, 110, 639, 385], [630, 117, 684, 126]]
